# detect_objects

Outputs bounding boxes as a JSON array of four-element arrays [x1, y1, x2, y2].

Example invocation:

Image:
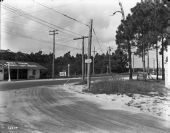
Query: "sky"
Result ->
[[0, 0, 163, 68]]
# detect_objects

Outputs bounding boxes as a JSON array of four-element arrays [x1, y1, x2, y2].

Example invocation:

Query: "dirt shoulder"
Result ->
[[63, 83, 170, 122]]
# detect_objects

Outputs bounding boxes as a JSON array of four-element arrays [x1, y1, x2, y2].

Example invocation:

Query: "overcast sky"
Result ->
[[1, 0, 163, 68]]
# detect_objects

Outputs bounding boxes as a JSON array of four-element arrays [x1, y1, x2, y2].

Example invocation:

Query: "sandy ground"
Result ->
[[63, 84, 170, 121], [0, 83, 170, 133]]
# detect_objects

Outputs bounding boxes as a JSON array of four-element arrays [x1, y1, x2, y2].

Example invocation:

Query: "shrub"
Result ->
[[85, 79, 167, 96]]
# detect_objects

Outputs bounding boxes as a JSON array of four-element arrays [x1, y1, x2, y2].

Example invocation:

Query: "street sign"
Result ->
[[59, 72, 66, 77], [85, 59, 92, 64]]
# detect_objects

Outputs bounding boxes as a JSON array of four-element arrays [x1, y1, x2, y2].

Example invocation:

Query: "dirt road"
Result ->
[[0, 82, 170, 132]]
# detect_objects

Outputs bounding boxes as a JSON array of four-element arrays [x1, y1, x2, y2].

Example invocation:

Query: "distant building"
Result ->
[[0, 49, 13, 53], [0, 60, 46, 81]]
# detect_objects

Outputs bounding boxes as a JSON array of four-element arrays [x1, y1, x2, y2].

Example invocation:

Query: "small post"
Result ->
[[107, 65, 109, 74], [68, 64, 70, 77], [8, 62, 11, 82]]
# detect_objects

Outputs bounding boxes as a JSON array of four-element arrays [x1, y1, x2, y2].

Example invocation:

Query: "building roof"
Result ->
[[0, 60, 46, 70], [0, 49, 13, 53]]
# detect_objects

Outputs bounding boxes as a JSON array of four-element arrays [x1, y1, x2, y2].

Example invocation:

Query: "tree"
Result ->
[[116, 14, 135, 79], [111, 48, 128, 73], [116, 1, 167, 80]]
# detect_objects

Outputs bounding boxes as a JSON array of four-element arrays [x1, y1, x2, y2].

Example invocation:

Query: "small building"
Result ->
[[0, 60, 46, 81]]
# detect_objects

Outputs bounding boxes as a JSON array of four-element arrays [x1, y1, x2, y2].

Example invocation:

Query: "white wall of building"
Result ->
[[0, 69, 4, 81], [27, 69, 40, 79], [165, 46, 170, 89]]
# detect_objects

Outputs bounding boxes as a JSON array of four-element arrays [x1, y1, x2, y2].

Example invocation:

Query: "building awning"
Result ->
[[0, 60, 46, 70]]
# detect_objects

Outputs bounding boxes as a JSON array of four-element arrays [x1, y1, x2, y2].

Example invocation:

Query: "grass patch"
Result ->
[[75, 80, 87, 85], [84, 79, 167, 96]]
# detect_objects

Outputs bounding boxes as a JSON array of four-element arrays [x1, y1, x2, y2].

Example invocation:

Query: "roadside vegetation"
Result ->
[[84, 79, 167, 97]]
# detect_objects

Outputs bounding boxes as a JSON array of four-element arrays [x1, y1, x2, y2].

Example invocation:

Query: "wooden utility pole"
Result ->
[[49, 30, 58, 79], [92, 47, 97, 75], [73, 36, 88, 81], [68, 64, 70, 77], [87, 19, 93, 89]]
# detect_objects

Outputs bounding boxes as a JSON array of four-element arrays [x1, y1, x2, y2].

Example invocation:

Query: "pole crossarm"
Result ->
[[49, 30, 59, 35], [73, 36, 88, 40]]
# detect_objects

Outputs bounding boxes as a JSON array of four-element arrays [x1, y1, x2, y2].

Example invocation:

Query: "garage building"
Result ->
[[0, 60, 46, 81]]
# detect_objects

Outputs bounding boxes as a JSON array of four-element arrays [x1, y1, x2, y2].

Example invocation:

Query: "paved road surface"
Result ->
[[0, 78, 81, 91], [0, 78, 170, 133]]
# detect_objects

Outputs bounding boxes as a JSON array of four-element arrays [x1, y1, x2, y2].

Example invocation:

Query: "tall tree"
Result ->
[[116, 1, 167, 80]]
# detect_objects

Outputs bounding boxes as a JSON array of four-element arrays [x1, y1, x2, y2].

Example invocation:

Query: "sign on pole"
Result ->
[[59, 72, 66, 77], [85, 59, 92, 64]]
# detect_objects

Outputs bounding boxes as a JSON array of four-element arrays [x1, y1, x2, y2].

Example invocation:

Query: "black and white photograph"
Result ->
[[0, 0, 170, 132]]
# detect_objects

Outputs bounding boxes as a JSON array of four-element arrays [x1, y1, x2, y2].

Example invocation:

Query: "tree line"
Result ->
[[116, 0, 168, 80], [0, 48, 128, 78]]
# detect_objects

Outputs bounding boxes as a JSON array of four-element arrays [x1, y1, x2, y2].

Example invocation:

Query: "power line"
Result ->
[[3, 4, 82, 37], [1, 21, 48, 33], [3, 4, 80, 37], [2, 30, 81, 50], [35, 1, 89, 27], [2, 18, 79, 39], [92, 28, 104, 54], [2, 23, 76, 42]]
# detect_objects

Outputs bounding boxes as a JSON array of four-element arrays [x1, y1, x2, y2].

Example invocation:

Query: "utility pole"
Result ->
[[49, 30, 58, 79], [87, 19, 93, 90], [68, 64, 70, 77], [92, 47, 97, 75], [73, 36, 88, 81], [108, 46, 112, 74]]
